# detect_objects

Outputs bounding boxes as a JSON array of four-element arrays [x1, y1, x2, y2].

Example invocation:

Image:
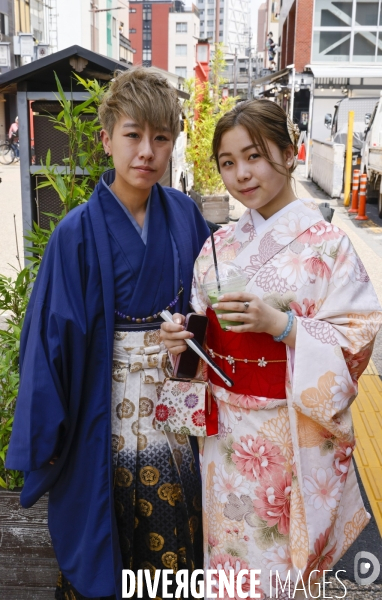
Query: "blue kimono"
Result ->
[[6, 172, 209, 599]]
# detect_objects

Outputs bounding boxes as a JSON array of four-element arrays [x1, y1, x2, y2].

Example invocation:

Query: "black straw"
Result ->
[[210, 230, 221, 293]]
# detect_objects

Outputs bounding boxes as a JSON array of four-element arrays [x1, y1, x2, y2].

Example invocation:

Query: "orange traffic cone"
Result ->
[[348, 169, 360, 213], [355, 173, 368, 221], [298, 143, 306, 162]]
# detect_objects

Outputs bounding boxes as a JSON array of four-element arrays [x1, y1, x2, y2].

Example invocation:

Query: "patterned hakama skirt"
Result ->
[[56, 328, 202, 600]]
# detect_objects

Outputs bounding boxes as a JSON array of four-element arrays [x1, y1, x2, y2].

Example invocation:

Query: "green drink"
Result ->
[[202, 262, 248, 330]]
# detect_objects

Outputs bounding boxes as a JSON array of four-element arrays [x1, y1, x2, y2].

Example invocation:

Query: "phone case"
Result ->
[[173, 313, 208, 379]]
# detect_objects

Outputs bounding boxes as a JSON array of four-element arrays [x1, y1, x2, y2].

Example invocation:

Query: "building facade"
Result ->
[[168, 3, 200, 79], [255, 0, 279, 73], [0, 0, 133, 141], [56, 0, 133, 64], [257, 3, 267, 53], [278, 0, 382, 141], [129, 1, 173, 69], [0, 0, 14, 74], [198, 0, 250, 56], [129, 0, 199, 77]]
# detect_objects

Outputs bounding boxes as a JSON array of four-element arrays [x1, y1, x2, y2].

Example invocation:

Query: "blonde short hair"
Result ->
[[98, 67, 181, 140]]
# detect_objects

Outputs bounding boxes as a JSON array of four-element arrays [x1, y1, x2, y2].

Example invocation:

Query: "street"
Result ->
[[0, 162, 381, 598]]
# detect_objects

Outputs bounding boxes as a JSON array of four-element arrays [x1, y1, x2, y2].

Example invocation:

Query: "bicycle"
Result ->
[[0, 140, 19, 165]]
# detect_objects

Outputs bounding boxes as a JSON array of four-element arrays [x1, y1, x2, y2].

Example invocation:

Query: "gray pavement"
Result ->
[[0, 162, 24, 277]]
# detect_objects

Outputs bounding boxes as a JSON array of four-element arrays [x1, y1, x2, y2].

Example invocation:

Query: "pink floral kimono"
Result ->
[[191, 198, 382, 599]]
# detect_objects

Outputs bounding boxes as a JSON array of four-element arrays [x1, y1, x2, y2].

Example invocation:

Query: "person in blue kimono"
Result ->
[[6, 68, 209, 600]]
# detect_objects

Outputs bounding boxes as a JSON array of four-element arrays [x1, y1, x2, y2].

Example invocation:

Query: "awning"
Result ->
[[306, 65, 382, 79], [253, 67, 291, 87]]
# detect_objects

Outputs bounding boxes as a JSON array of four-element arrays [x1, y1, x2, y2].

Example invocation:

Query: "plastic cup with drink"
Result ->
[[202, 262, 248, 330]]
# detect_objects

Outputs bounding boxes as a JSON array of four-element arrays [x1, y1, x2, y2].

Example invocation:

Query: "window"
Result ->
[[175, 67, 187, 78], [175, 44, 187, 55], [129, 8, 136, 13], [207, 30, 213, 37], [176, 22, 187, 32], [220, 19, 223, 25], [143, 49, 152, 60], [143, 31, 151, 40], [143, 7, 152, 20], [313, 0, 382, 63], [112, 17, 117, 37], [129, 28, 136, 33], [207, 8, 214, 14], [200, 21, 204, 26], [199, 9, 204, 15], [0, 12, 9, 35], [207, 20, 214, 26]]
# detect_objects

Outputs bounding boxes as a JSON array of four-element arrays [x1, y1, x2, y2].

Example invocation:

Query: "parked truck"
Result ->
[[325, 96, 379, 142], [361, 93, 382, 217]]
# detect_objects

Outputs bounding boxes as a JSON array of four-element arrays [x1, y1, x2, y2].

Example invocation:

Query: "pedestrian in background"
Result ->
[[8, 115, 19, 159]]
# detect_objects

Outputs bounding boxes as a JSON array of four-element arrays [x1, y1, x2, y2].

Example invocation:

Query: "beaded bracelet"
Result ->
[[273, 310, 294, 342]]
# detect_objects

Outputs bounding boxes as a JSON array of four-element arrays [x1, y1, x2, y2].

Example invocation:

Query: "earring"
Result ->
[[105, 152, 110, 158]]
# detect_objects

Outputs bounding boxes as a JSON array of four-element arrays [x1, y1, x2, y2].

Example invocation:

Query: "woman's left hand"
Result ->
[[212, 292, 292, 339]]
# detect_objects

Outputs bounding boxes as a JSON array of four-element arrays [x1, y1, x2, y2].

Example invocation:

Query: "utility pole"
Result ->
[[215, 0, 221, 48], [288, 63, 295, 120], [213, 0, 221, 107], [233, 47, 237, 97], [89, 4, 123, 53], [247, 28, 252, 100]]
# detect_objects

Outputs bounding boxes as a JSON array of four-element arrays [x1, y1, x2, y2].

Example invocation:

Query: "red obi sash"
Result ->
[[206, 308, 287, 398]]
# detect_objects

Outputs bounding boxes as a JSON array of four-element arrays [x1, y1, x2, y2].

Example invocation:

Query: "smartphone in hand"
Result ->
[[173, 313, 208, 379]]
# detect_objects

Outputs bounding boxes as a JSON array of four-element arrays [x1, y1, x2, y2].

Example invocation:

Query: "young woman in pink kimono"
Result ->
[[161, 100, 382, 599]]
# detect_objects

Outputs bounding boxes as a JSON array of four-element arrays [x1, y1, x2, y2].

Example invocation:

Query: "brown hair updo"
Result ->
[[212, 99, 298, 178]]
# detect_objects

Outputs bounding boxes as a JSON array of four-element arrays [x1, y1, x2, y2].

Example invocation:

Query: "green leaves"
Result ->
[[38, 72, 111, 216], [184, 44, 237, 196], [0, 267, 33, 489]]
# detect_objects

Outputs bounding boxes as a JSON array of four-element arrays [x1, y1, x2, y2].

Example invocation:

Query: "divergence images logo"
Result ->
[[354, 551, 380, 585]]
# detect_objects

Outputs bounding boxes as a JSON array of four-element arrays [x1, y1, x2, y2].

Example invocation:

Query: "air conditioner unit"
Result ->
[[0, 43, 11, 68], [13, 33, 34, 57], [35, 44, 50, 60]]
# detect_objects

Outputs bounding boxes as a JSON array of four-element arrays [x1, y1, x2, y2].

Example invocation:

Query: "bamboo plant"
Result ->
[[0, 74, 112, 489], [184, 44, 236, 196]]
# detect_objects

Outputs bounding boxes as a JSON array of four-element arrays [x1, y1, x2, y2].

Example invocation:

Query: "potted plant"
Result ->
[[0, 74, 111, 598], [185, 44, 236, 224]]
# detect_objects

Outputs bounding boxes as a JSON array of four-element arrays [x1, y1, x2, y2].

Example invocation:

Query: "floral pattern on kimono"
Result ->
[[191, 199, 382, 599]]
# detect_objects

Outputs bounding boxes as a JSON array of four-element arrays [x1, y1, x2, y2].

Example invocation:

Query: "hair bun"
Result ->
[[286, 115, 300, 151]]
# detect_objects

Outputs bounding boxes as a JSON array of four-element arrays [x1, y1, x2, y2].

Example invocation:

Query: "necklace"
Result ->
[[115, 284, 184, 324]]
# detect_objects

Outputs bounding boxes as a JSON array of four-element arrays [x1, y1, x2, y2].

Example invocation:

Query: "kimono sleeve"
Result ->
[[291, 234, 382, 431], [6, 302, 86, 474], [5, 218, 88, 497], [285, 234, 382, 576]]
